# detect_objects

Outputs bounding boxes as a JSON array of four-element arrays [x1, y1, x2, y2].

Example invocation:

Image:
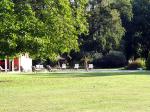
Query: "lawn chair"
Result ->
[[0, 66, 5, 72], [88, 64, 94, 70], [0, 66, 9, 72], [74, 64, 79, 69], [36, 65, 44, 69], [32, 66, 36, 72], [34, 65, 44, 72], [62, 64, 66, 69], [46, 65, 52, 72]]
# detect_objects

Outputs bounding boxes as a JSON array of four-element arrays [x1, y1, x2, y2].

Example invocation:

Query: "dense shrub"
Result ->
[[93, 51, 127, 68], [146, 53, 150, 70], [127, 58, 145, 70], [92, 53, 103, 59], [91, 53, 103, 62]]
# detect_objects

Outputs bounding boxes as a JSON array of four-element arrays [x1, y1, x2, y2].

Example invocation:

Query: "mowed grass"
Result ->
[[0, 72, 150, 112]]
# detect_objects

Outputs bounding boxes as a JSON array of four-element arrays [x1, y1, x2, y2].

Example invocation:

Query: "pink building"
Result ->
[[0, 54, 32, 72]]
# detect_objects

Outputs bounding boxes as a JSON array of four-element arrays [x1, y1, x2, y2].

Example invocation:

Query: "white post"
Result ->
[[5, 58, 7, 72], [9, 60, 11, 71], [18, 56, 21, 72], [12, 59, 14, 72]]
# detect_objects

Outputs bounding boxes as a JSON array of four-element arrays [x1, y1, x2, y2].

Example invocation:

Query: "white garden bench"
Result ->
[[88, 64, 94, 69], [74, 64, 79, 69]]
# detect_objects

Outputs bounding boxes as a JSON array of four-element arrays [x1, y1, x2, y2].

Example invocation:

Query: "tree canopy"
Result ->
[[80, 0, 132, 55], [0, 0, 88, 60], [123, 0, 150, 59]]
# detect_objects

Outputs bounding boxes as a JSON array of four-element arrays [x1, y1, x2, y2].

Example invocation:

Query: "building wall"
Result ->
[[0, 54, 32, 72], [14, 58, 19, 70], [0, 60, 9, 69], [20, 54, 32, 72]]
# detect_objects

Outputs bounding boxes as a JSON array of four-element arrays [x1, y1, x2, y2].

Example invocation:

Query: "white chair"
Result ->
[[36, 65, 40, 69], [36, 65, 44, 69], [88, 64, 94, 69], [0, 66, 5, 72], [40, 65, 44, 69], [62, 64, 66, 69], [74, 64, 79, 69], [0, 66, 9, 72], [35, 65, 44, 72]]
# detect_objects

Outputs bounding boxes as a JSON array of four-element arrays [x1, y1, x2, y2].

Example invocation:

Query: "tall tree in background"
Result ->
[[80, 0, 132, 55], [124, 0, 150, 59]]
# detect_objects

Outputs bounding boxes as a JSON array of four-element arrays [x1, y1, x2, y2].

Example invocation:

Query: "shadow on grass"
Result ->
[[0, 80, 12, 83], [20, 71, 150, 79]]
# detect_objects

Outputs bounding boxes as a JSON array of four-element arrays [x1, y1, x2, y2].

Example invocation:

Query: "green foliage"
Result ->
[[14, 1, 44, 55], [80, 0, 133, 55], [111, 0, 133, 21], [146, 53, 150, 70], [91, 52, 103, 61], [94, 7, 125, 53], [0, 0, 88, 60], [123, 0, 150, 59], [127, 58, 145, 70], [32, 0, 88, 60], [0, 0, 16, 56], [93, 51, 127, 68]]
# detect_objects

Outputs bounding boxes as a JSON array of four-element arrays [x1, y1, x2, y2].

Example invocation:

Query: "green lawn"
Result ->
[[0, 72, 150, 112]]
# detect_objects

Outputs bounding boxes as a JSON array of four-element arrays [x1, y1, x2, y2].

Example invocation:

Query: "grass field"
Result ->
[[0, 72, 150, 112]]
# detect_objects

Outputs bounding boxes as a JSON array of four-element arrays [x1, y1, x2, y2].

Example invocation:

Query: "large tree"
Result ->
[[0, 0, 88, 60], [31, 0, 88, 60], [80, 0, 132, 55], [0, 0, 16, 58], [124, 0, 150, 59]]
